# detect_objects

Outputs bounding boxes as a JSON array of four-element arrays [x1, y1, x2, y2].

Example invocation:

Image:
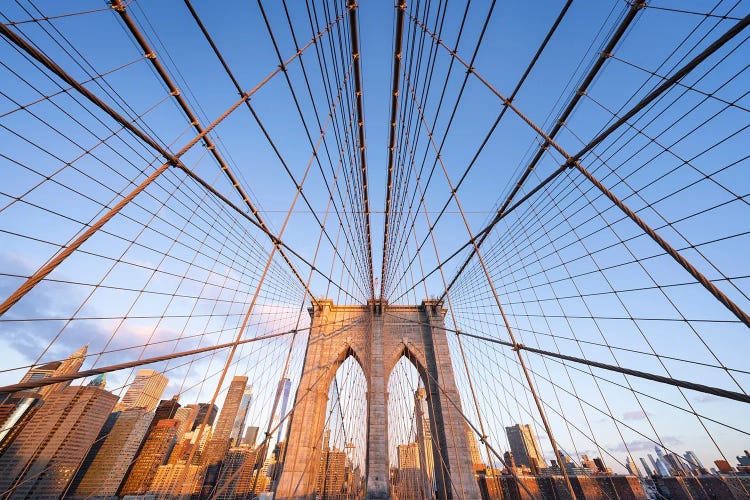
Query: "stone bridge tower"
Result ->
[[275, 299, 481, 499]]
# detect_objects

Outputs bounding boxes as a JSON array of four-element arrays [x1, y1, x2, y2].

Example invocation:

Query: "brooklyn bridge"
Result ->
[[0, 1, 748, 499]]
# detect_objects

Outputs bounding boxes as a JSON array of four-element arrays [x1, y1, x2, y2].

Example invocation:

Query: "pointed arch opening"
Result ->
[[317, 354, 367, 499], [387, 354, 442, 500]]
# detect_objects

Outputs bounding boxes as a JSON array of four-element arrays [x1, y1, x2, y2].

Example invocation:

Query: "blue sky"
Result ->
[[1, 0, 749, 477]]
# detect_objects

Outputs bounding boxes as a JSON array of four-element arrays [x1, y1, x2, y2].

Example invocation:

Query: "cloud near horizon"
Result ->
[[623, 410, 650, 421], [609, 436, 682, 453]]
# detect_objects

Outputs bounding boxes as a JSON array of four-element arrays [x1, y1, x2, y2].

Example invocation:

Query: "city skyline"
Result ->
[[0, 343, 299, 498], [0, 343, 749, 498], [7, 342, 742, 480]]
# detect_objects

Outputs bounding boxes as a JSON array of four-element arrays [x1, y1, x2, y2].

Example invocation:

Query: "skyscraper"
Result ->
[[146, 395, 181, 436], [649, 452, 668, 476], [663, 451, 688, 475], [0, 345, 89, 452], [231, 384, 254, 444], [170, 423, 213, 465], [625, 456, 641, 477], [174, 404, 199, 437], [203, 375, 248, 465], [593, 456, 612, 474], [317, 445, 348, 499], [115, 368, 168, 412], [244, 425, 260, 447], [396, 443, 422, 500], [398, 442, 421, 469], [465, 424, 484, 470], [120, 418, 181, 495], [17, 359, 60, 385], [191, 402, 219, 430], [215, 446, 259, 499], [214, 376, 248, 441], [89, 373, 107, 387], [0, 392, 43, 454], [276, 377, 292, 443], [684, 450, 706, 473], [655, 446, 685, 475], [0, 380, 118, 498], [737, 450, 750, 473], [35, 344, 88, 399], [414, 387, 434, 498], [640, 457, 654, 476], [150, 462, 205, 497], [505, 424, 547, 470], [71, 408, 154, 497]]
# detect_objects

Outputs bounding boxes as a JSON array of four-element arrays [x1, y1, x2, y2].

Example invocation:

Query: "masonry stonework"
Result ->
[[275, 299, 481, 499]]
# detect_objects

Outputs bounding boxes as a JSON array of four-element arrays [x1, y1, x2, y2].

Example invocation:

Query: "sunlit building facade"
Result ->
[[114, 369, 168, 412], [120, 418, 181, 495], [0, 382, 117, 498], [506, 424, 547, 471], [71, 407, 154, 497]]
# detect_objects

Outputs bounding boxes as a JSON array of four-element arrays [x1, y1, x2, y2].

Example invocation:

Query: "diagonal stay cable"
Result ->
[[380, 0, 407, 299], [384, 0, 572, 300], [254, 0, 371, 299], [385, 313, 750, 405], [417, 0, 648, 302], [0, 16, 346, 317], [405, 11, 750, 329], [345, 0, 375, 299], [0, 328, 303, 395]]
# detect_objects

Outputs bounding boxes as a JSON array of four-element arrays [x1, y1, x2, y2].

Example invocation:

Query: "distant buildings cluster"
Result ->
[[388, 391, 750, 500], [315, 429, 363, 499], [486, 425, 750, 500], [634, 446, 750, 479], [1, 346, 749, 499], [0, 345, 293, 499]]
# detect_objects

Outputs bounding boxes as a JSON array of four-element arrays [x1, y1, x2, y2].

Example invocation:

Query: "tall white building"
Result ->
[[414, 387, 434, 498], [231, 385, 254, 444], [276, 378, 292, 443]]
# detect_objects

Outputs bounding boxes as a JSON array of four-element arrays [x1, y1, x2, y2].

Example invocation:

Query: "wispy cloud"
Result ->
[[693, 394, 719, 404], [623, 410, 650, 421], [0, 250, 304, 409], [609, 436, 682, 453], [0, 251, 203, 377]]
